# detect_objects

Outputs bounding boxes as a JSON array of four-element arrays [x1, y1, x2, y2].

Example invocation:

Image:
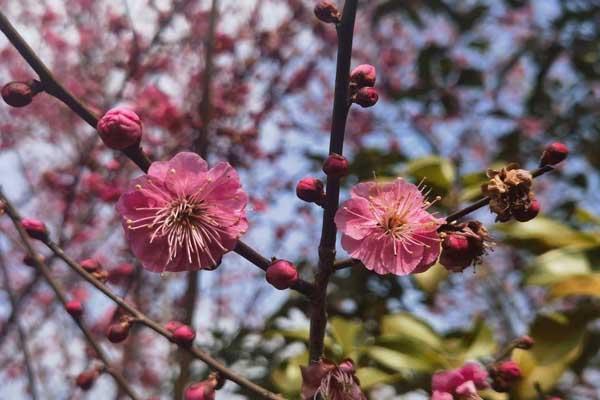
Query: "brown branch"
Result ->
[[0, 192, 140, 399], [0, 250, 39, 400], [308, 0, 359, 363], [0, 192, 285, 400], [0, 9, 313, 299]]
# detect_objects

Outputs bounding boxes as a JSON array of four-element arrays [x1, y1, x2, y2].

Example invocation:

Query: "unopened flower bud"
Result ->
[[184, 377, 218, 400], [296, 177, 325, 205], [515, 335, 534, 349], [1, 80, 42, 107], [23, 255, 40, 268], [439, 234, 472, 271], [266, 260, 299, 290], [108, 263, 135, 284], [353, 87, 379, 108], [97, 107, 143, 150], [513, 198, 540, 222], [107, 321, 131, 343], [490, 361, 522, 392], [172, 324, 196, 346], [350, 64, 376, 88], [80, 258, 102, 273], [323, 153, 349, 178], [20, 218, 48, 241], [65, 300, 84, 318], [165, 320, 183, 334], [540, 142, 568, 167], [76, 369, 99, 391], [314, 1, 341, 24]]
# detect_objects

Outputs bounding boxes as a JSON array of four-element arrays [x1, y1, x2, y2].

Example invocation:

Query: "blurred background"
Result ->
[[0, 0, 599, 399]]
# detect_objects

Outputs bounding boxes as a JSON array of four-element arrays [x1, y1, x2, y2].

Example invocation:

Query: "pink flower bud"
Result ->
[[65, 300, 84, 318], [540, 142, 568, 167], [165, 320, 183, 334], [513, 198, 540, 222], [80, 258, 102, 273], [323, 153, 349, 178], [23, 255, 39, 268], [20, 218, 48, 241], [296, 177, 325, 205], [353, 87, 379, 108], [97, 107, 143, 150], [515, 335, 534, 349], [107, 321, 131, 343], [439, 234, 472, 272], [350, 64, 376, 88], [314, 1, 341, 24], [1, 80, 41, 107], [76, 369, 98, 391], [490, 361, 522, 392], [172, 324, 196, 346], [108, 263, 135, 284], [184, 379, 217, 400], [266, 260, 299, 290]]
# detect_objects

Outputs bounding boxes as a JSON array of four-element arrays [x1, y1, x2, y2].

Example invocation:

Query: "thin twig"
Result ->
[[0, 250, 39, 400], [0, 191, 285, 400], [0, 192, 140, 399], [308, 0, 359, 362]]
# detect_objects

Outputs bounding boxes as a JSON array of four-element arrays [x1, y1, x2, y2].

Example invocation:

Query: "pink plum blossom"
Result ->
[[431, 363, 489, 399], [335, 178, 443, 275], [116, 152, 248, 272]]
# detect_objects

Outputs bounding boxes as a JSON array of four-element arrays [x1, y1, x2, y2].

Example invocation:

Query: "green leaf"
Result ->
[[355, 367, 400, 389], [512, 313, 590, 399], [406, 156, 456, 193], [413, 263, 448, 295], [549, 273, 600, 299], [365, 345, 437, 373], [526, 248, 592, 285], [497, 217, 599, 253], [270, 352, 307, 396], [329, 317, 363, 359], [381, 313, 442, 349]]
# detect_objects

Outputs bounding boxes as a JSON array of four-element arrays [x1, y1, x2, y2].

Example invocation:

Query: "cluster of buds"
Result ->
[[481, 163, 539, 223], [184, 372, 224, 400], [80, 258, 109, 282], [314, 1, 341, 24], [439, 221, 493, 272], [350, 64, 378, 108], [107, 315, 133, 343], [1, 80, 43, 108], [165, 320, 197, 346], [266, 259, 299, 290]]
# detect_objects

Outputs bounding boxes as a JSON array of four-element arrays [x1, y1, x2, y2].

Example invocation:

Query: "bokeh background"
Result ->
[[0, 0, 599, 399]]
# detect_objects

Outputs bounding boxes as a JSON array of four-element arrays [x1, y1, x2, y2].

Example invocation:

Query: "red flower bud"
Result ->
[[80, 258, 102, 273], [490, 361, 522, 392], [323, 153, 349, 178], [540, 142, 568, 167], [1, 80, 41, 107], [172, 324, 196, 346], [350, 64, 376, 88], [184, 378, 217, 400], [296, 177, 325, 205], [314, 1, 341, 24], [439, 234, 473, 272], [513, 198, 540, 222], [23, 255, 39, 268], [97, 107, 143, 150], [65, 300, 84, 319], [75, 369, 98, 391], [108, 263, 135, 284], [107, 321, 131, 343], [353, 87, 379, 108], [20, 218, 48, 241], [515, 335, 534, 349], [266, 260, 299, 290], [165, 320, 183, 334]]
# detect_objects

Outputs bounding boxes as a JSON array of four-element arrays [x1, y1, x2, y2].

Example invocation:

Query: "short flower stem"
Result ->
[[308, 0, 359, 363], [0, 192, 140, 400], [0, 190, 285, 400]]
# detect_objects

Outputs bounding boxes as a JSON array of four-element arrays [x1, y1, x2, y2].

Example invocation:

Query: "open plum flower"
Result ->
[[335, 178, 444, 275], [116, 152, 248, 272]]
